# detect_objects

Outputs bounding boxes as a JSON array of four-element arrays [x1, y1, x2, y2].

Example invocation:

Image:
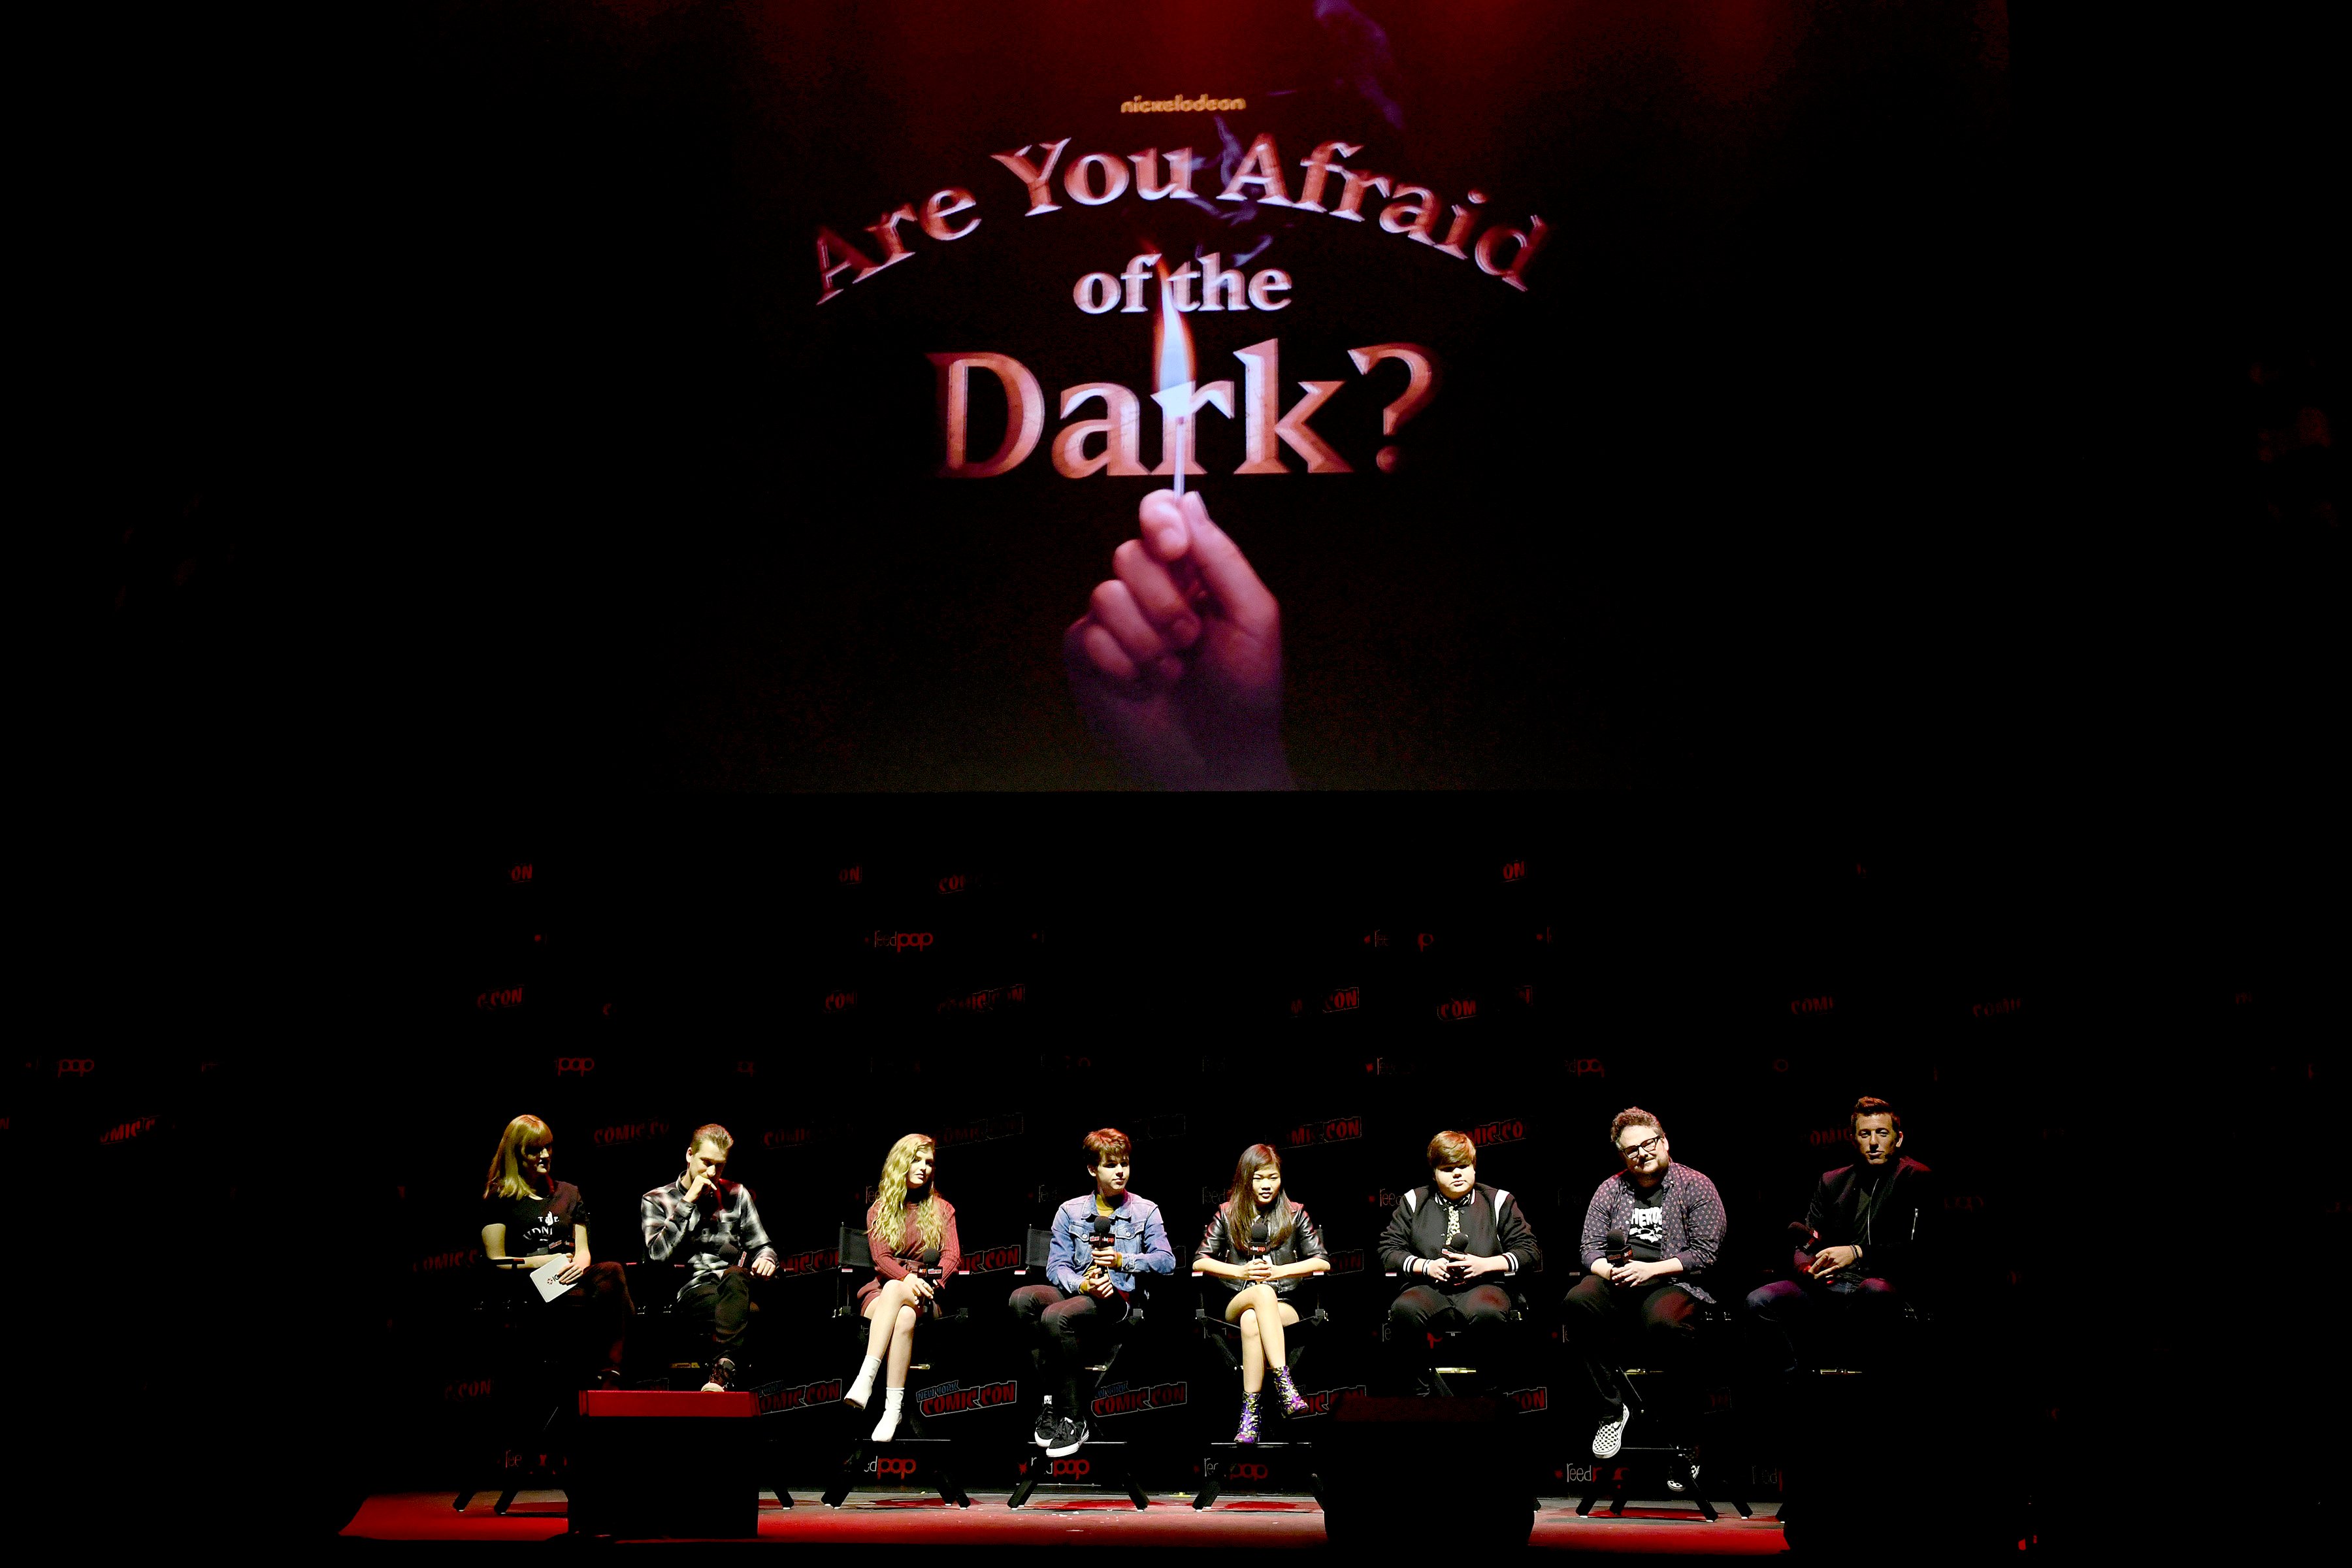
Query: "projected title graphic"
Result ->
[[812, 133, 1549, 480]]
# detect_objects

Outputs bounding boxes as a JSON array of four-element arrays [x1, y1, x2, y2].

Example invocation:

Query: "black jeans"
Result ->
[[554, 1260, 634, 1378], [1560, 1273, 1699, 1416], [679, 1267, 755, 1369], [1386, 1282, 1518, 1391], [1007, 1284, 1128, 1416], [1746, 1275, 1902, 1378]]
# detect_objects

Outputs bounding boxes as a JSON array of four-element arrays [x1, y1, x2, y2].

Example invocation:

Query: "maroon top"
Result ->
[[855, 1194, 962, 1313]]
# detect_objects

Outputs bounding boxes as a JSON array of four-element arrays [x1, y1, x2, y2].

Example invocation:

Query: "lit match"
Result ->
[[1149, 257, 1230, 498]]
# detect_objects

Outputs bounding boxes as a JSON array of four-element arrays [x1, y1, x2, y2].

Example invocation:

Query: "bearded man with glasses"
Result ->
[[1561, 1107, 1729, 1460]]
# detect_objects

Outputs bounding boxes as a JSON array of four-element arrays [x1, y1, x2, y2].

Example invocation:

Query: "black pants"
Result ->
[[1560, 1274, 1699, 1416], [553, 1260, 634, 1379], [1386, 1282, 1518, 1391], [1007, 1284, 1128, 1416], [1746, 1275, 1901, 1378], [679, 1267, 755, 1369]]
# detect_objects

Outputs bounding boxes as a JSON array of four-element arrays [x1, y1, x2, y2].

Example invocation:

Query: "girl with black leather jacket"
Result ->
[[1192, 1143, 1330, 1443]]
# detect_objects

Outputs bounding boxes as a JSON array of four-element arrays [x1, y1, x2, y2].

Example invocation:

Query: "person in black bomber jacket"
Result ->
[[1377, 1130, 1543, 1393], [1746, 1096, 1933, 1379]]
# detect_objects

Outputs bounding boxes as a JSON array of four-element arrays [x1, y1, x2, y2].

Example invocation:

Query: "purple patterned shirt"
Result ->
[[1576, 1163, 1728, 1303]]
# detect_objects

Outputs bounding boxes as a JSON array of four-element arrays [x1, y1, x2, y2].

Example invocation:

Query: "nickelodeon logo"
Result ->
[[915, 1377, 1017, 1418], [752, 1377, 843, 1414], [593, 1120, 669, 1147], [99, 1115, 158, 1145], [1282, 1115, 1364, 1148], [1092, 1380, 1187, 1418]]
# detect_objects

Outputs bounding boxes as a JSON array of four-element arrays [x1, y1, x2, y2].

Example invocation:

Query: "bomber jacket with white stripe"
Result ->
[[1377, 1182, 1543, 1288]]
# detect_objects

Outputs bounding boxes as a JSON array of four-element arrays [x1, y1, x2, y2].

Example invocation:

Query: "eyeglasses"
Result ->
[[1618, 1135, 1663, 1160]]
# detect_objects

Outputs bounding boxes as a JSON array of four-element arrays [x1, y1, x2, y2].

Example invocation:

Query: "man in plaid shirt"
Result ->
[[1562, 1106, 1728, 1460], [640, 1123, 777, 1392]]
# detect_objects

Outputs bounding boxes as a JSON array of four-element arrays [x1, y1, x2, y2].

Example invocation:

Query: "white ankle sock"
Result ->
[[845, 1355, 882, 1409], [872, 1386, 905, 1441]]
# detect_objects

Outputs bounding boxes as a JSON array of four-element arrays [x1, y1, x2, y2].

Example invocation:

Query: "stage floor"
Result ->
[[344, 1490, 1789, 1553]]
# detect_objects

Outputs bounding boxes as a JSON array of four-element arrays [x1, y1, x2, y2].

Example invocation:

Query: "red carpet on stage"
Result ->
[[343, 1491, 1791, 1554]]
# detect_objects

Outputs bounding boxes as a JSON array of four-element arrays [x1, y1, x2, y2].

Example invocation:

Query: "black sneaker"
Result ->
[[1031, 1397, 1056, 1446], [1044, 1416, 1087, 1459], [1667, 1462, 1701, 1495], [700, 1357, 737, 1394]]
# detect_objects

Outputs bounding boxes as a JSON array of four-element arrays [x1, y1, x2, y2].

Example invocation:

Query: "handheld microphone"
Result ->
[[1605, 1228, 1629, 1266], [1788, 1220, 1819, 1268], [1249, 1217, 1271, 1254]]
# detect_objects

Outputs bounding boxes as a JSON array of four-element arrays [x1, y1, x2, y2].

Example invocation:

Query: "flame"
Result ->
[[1151, 255, 1194, 391]]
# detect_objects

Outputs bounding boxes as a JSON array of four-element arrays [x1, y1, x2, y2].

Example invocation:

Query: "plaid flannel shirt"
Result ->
[[640, 1175, 777, 1296]]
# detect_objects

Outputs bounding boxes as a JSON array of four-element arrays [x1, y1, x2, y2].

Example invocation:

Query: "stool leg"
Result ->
[[1194, 1456, 1222, 1511], [821, 1439, 869, 1509], [1124, 1452, 1150, 1511], [1610, 1462, 1630, 1517], [1007, 1455, 1043, 1509]]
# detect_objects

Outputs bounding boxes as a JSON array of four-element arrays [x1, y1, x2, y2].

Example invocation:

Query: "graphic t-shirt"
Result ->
[[482, 1179, 589, 1258], [1626, 1186, 1667, 1263]]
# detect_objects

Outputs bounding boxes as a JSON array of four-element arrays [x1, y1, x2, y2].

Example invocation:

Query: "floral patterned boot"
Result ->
[[1235, 1388, 1263, 1445], [1271, 1364, 1310, 1417]]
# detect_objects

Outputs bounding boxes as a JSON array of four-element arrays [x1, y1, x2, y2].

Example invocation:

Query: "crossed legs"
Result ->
[[1225, 1284, 1301, 1394]]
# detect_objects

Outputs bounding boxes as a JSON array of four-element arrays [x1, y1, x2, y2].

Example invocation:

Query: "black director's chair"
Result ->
[[1005, 1226, 1148, 1510], [1565, 1267, 1751, 1523], [1190, 1268, 1329, 1509], [453, 1256, 574, 1517], [819, 1222, 972, 1509]]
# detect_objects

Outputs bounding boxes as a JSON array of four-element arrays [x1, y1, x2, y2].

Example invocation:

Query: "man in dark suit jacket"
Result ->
[[1746, 1096, 1934, 1380], [1378, 1130, 1543, 1393]]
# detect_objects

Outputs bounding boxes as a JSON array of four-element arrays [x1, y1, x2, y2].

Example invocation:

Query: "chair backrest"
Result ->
[[834, 1221, 873, 1317], [1020, 1224, 1053, 1273]]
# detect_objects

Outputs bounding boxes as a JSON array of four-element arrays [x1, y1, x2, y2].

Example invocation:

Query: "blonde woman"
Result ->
[[845, 1134, 962, 1439], [479, 1114, 633, 1385]]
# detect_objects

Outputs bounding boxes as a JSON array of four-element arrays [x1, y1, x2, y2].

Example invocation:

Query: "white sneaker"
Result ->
[[1667, 1463, 1700, 1494], [1592, 1402, 1632, 1459]]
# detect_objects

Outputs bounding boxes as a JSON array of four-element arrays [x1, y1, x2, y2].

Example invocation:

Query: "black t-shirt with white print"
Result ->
[[1626, 1185, 1666, 1262], [483, 1180, 589, 1257]]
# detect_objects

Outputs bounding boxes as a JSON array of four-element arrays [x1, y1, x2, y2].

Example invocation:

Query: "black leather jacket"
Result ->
[[1194, 1200, 1328, 1299]]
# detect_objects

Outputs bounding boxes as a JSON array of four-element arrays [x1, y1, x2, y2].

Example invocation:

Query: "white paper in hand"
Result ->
[[530, 1256, 573, 1301]]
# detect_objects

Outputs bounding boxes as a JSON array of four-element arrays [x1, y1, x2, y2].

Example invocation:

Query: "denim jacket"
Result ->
[[1047, 1192, 1176, 1301]]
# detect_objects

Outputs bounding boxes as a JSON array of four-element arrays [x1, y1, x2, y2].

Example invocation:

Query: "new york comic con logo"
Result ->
[[962, 1241, 1026, 1275], [1282, 1115, 1364, 1148], [939, 1113, 1024, 1149], [1468, 1119, 1527, 1147], [751, 1377, 843, 1416], [778, 1247, 840, 1276], [1291, 1383, 1367, 1418], [915, 1377, 1019, 1418], [1091, 1380, 1188, 1418]]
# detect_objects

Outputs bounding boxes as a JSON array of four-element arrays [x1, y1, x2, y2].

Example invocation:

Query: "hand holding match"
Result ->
[[1066, 491, 1291, 790]]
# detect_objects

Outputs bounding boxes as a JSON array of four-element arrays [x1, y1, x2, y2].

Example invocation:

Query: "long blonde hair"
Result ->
[[484, 1114, 553, 1201], [874, 1134, 945, 1256]]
